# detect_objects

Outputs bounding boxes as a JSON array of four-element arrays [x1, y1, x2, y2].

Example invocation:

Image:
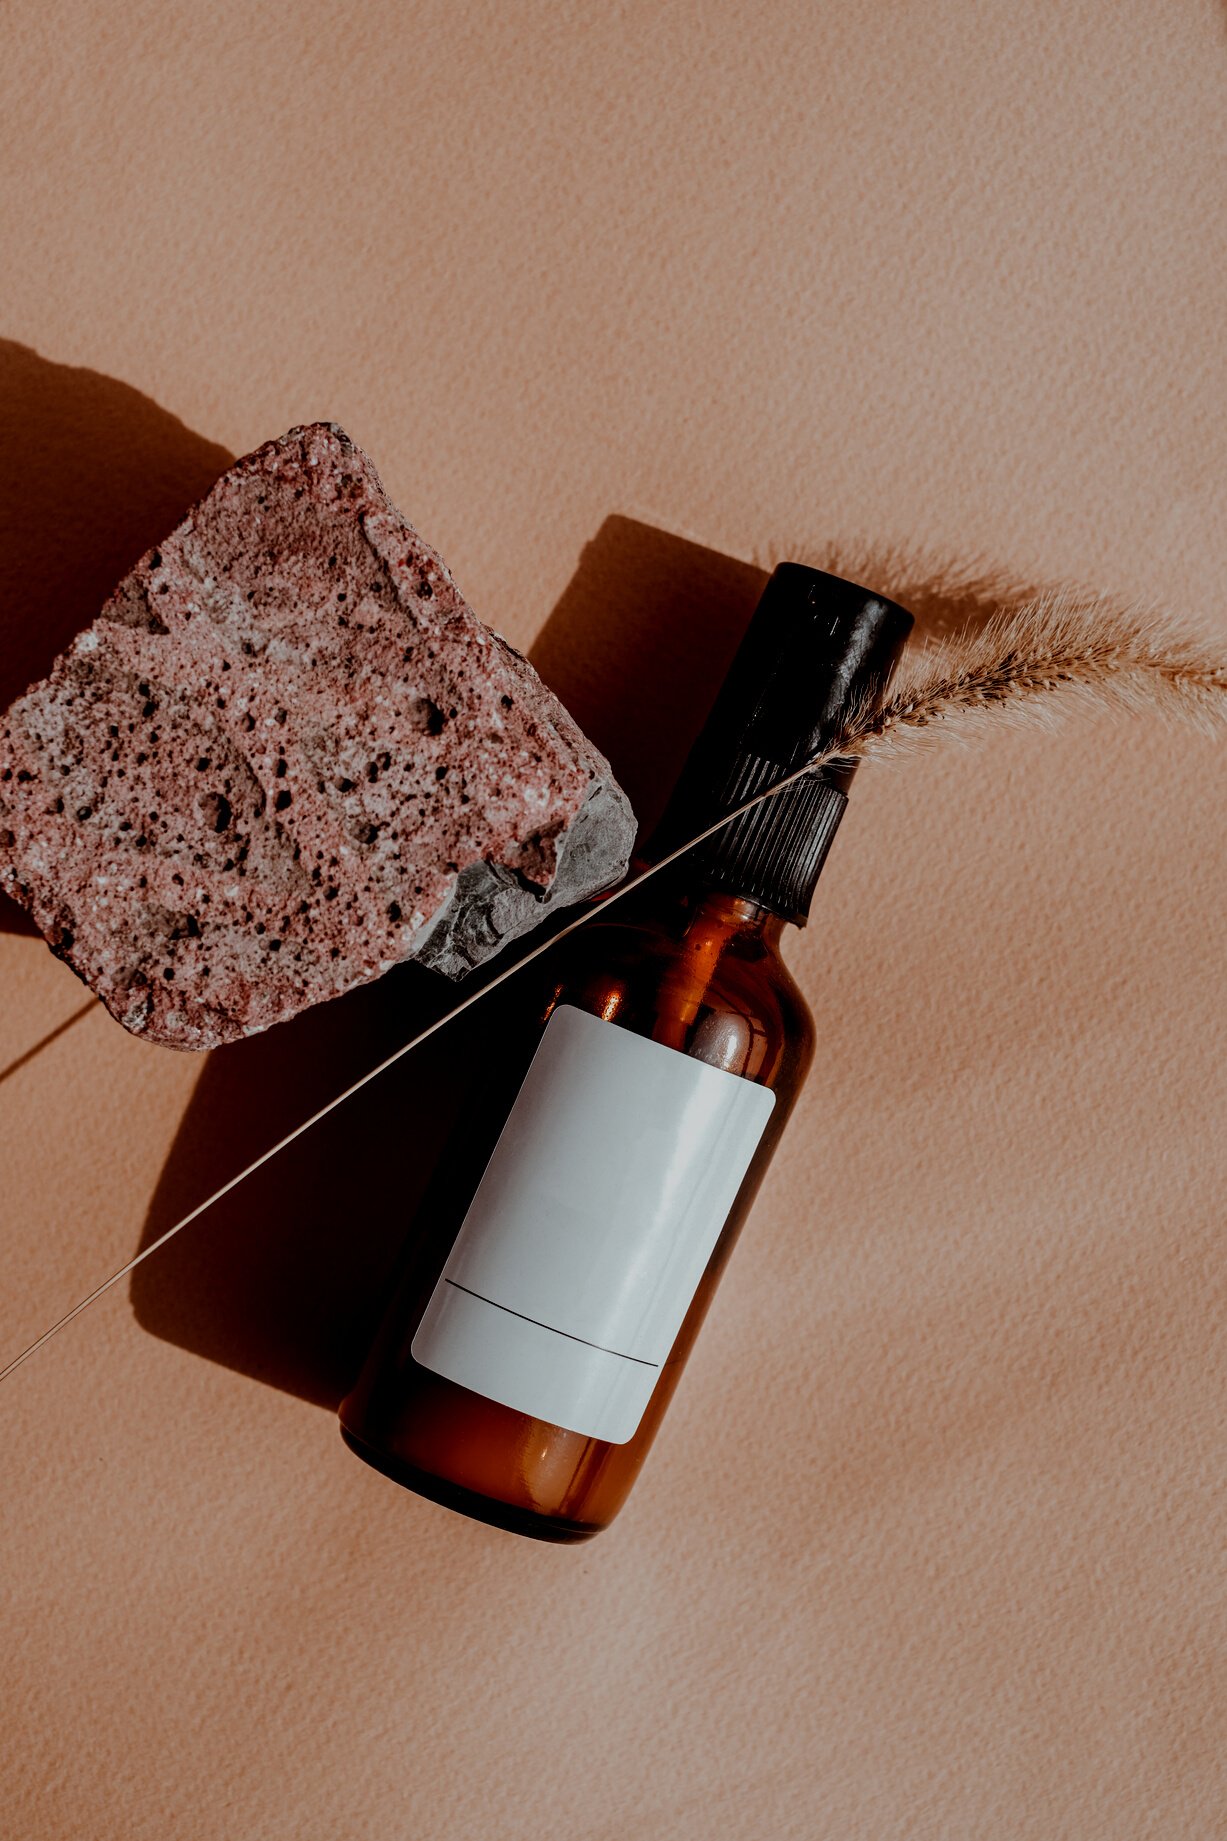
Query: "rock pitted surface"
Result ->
[[0, 424, 635, 1048]]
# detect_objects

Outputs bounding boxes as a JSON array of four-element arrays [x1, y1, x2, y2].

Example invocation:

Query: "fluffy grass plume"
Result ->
[[827, 593, 1227, 769]]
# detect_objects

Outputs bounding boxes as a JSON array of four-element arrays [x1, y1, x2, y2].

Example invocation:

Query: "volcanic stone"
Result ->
[[0, 424, 635, 1048]]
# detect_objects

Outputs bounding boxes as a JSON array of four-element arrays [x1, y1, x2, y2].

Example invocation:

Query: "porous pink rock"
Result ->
[[0, 424, 634, 1048]]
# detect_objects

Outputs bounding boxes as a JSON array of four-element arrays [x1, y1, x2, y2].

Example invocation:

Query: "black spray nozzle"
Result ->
[[656, 564, 914, 922], [684, 563, 913, 791]]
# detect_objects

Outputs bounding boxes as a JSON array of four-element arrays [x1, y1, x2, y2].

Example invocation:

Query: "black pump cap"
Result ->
[[653, 564, 914, 923]]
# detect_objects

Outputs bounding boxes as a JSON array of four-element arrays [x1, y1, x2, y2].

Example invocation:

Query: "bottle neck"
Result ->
[[646, 869, 790, 953]]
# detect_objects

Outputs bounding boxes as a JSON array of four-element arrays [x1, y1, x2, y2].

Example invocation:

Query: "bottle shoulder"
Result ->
[[539, 910, 815, 1093]]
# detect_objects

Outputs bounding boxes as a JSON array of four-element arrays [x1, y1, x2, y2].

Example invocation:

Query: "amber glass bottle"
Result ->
[[340, 566, 913, 1540]]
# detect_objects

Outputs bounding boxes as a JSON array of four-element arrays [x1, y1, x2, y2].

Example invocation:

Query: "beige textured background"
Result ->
[[3, 3, 1225, 1836]]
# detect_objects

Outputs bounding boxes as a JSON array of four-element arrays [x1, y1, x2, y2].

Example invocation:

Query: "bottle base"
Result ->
[[338, 1423, 605, 1544]]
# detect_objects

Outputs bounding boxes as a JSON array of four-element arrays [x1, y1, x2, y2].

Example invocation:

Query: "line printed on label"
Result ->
[[443, 1279, 661, 1366]]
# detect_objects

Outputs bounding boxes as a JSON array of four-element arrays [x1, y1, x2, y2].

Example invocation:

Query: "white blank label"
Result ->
[[411, 1004, 774, 1443]]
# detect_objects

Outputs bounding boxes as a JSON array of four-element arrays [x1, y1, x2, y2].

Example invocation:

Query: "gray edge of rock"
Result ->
[[412, 771, 637, 980]]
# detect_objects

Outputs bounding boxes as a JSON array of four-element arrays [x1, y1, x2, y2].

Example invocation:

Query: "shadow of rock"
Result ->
[[129, 514, 1043, 1410], [0, 339, 232, 933], [129, 961, 499, 1409]]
